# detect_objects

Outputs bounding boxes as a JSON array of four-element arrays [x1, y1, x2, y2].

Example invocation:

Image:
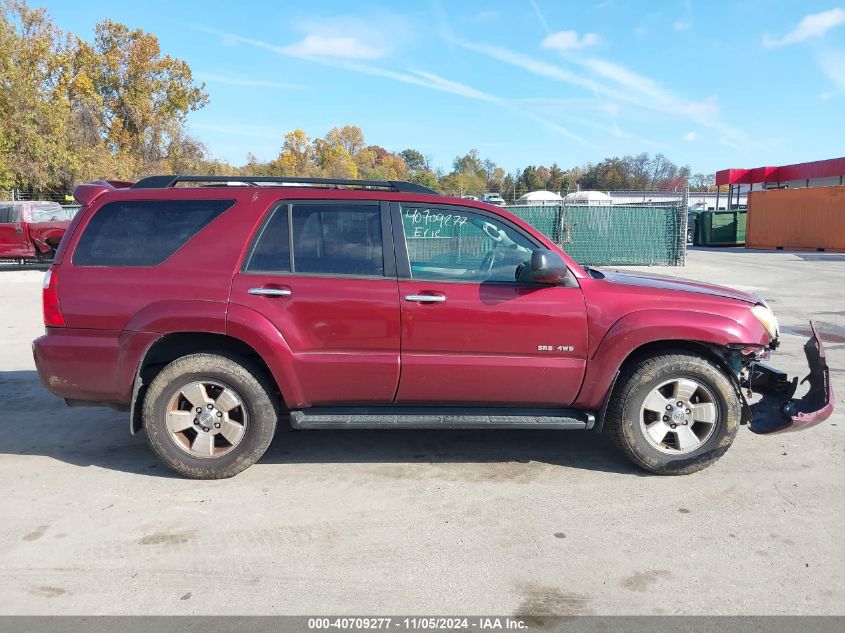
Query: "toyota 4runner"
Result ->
[[32, 176, 834, 478]]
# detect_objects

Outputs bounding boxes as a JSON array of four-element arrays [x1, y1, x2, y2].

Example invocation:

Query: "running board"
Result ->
[[289, 407, 595, 430]]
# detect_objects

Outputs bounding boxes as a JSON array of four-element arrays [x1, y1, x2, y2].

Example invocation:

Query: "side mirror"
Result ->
[[530, 249, 569, 285]]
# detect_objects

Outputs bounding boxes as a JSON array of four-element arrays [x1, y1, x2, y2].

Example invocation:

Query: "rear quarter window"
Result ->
[[72, 199, 234, 266], [0, 204, 21, 223]]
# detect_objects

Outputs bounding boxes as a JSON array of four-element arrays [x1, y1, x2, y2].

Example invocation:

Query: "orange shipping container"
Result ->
[[746, 185, 845, 252]]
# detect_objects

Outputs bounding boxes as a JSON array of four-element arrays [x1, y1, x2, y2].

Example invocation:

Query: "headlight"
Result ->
[[751, 304, 779, 339]]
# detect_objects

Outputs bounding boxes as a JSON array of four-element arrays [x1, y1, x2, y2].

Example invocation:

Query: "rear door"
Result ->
[[394, 202, 588, 406], [0, 203, 32, 257], [230, 200, 401, 406]]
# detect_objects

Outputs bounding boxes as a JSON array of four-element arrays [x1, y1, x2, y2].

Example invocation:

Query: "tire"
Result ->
[[142, 352, 279, 479], [605, 351, 740, 475]]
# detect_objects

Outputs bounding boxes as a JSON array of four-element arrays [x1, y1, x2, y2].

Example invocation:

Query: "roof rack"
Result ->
[[131, 175, 437, 195]]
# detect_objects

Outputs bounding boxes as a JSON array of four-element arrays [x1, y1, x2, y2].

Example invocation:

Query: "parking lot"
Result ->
[[0, 247, 843, 616]]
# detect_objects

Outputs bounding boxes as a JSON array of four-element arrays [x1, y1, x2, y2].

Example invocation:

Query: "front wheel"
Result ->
[[142, 353, 279, 479], [605, 351, 740, 475]]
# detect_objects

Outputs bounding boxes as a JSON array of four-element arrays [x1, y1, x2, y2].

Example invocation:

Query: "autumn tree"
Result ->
[[92, 20, 208, 167], [0, 1, 211, 190]]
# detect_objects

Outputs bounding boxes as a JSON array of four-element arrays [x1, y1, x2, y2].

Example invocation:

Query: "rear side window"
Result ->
[[292, 204, 383, 276], [73, 199, 234, 266], [245, 205, 290, 273], [0, 205, 21, 223]]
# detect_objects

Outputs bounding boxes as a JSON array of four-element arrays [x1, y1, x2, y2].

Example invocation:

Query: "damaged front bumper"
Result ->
[[747, 322, 835, 435]]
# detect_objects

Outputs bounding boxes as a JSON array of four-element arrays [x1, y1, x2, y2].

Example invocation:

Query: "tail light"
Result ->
[[43, 267, 65, 327]]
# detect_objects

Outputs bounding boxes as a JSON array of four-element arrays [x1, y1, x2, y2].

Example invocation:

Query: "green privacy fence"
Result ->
[[508, 204, 686, 266], [694, 210, 746, 246]]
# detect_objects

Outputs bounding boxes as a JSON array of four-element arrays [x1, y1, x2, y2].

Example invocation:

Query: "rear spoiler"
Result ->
[[73, 180, 134, 206]]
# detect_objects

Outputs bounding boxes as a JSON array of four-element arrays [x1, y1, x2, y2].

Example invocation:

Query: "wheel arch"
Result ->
[[592, 339, 740, 433], [130, 332, 283, 434]]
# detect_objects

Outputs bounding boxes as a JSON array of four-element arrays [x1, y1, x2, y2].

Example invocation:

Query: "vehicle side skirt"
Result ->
[[290, 406, 595, 430]]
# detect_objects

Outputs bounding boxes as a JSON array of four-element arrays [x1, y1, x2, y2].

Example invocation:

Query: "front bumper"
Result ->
[[748, 322, 834, 434]]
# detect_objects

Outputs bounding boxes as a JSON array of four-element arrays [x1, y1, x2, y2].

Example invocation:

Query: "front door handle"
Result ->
[[404, 294, 446, 303], [14, 226, 23, 233], [248, 287, 292, 297]]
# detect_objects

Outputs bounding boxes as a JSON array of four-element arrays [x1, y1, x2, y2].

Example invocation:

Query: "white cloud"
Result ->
[[458, 38, 748, 146], [682, 131, 698, 141], [542, 30, 600, 50], [196, 27, 589, 146], [763, 8, 845, 47], [196, 72, 305, 90], [581, 57, 720, 123], [673, 20, 692, 31], [817, 49, 845, 89], [529, 0, 551, 34], [269, 12, 414, 61], [281, 35, 385, 60], [457, 41, 603, 93]]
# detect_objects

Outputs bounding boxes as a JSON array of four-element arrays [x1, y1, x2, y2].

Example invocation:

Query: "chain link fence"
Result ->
[[1, 190, 81, 215], [508, 203, 687, 266]]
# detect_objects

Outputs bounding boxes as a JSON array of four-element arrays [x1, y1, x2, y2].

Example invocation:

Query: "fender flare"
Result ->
[[125, 299, 228, 335], [575, 309, 764, 412], [127, 301, 304, 434]]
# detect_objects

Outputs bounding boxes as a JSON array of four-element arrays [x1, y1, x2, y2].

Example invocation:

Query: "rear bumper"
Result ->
[[33, 328, 157, 404], [748, 322, 834, 434]]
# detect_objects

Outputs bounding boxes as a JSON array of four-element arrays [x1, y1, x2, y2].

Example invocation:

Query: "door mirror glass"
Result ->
[[530, 249, 569, 284]]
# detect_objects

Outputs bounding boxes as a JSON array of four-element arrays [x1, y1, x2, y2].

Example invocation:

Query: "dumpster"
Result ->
[[695, 210, 746, 246]]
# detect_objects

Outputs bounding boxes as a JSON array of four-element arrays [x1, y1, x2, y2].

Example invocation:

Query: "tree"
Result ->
[[0, 1, 211, 190], [689, 172, 715, 190], [314, 138, 358, 179], [408, 168, 439, 191], [547, 163, 565, 193], [325, 125, 365, 156], [517, 165, 544, 192], [536, 165, 550, 188], [399, 148, 426, 171], [273, 129, 316, 176], [452, 149, 486, 180], [92, 20, 207, 164]]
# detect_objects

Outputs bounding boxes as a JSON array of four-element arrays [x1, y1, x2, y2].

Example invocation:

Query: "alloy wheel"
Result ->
[[639, 377, 718, 454]]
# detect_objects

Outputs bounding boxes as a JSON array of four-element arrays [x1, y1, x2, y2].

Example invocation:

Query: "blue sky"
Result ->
[[42, 0, 845, 174]]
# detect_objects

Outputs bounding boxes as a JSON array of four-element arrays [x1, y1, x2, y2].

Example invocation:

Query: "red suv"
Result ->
[[32, 176, 833, 478]]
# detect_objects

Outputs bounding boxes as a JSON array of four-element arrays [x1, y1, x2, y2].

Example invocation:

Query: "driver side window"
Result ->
[[401, 205, 535, 283]]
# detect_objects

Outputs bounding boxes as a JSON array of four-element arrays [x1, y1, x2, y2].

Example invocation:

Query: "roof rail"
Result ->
[[131, 175, 437, 194]]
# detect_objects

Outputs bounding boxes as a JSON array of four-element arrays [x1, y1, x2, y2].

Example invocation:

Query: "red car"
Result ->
[[32, 176, 833, 478], [0, 201, 77, 262]]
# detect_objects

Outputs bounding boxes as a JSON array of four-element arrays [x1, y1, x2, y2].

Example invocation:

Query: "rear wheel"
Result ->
[[142, 353, 279, 479], [605, 351, 740, 475]]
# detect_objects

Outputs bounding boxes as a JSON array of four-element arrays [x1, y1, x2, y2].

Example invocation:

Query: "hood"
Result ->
[[599, 269, 760, 304]]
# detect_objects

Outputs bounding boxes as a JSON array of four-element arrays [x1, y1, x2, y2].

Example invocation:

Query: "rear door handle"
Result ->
[[404, 294, 446, 303], [248, 287, 292, 297]]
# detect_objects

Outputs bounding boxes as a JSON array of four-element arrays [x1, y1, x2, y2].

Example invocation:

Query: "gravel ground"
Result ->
[[0, 248, 843, 615]]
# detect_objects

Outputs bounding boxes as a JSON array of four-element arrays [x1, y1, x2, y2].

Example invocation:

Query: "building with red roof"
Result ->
[[715, 157, 845, 210]]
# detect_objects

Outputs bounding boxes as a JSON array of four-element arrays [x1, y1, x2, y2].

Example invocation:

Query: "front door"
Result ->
[[230, 200, 401, 407], [394, 203, 588, 406], [0, 204, 31, 258]]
